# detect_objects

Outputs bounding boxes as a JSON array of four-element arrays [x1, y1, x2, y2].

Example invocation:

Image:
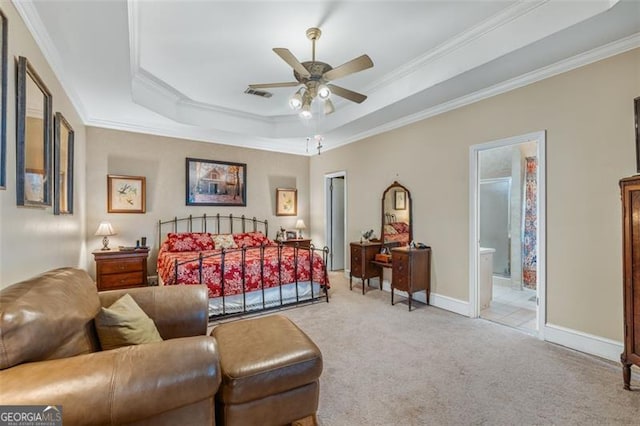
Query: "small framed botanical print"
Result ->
[[107, 174, 146, 213], [276, 188, 297, 216], [394, 190, 407, 210]]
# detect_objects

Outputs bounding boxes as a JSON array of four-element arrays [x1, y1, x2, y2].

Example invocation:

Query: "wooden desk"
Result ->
[[93, 248, 149, 291], [350, 241, 382, 294]]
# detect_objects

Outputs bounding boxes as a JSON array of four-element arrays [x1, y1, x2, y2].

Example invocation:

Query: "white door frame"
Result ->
[[469, 131, 546, 339], [324, 171, 348, 271]]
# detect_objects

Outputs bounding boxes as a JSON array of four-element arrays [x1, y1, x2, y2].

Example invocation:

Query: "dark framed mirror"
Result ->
[[381, 181, 412, 247], [16, 56, 52, 207], [54, 112, 74, 214]]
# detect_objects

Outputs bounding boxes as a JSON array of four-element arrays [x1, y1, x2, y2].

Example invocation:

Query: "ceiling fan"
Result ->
[[249, 27, 374, 117]]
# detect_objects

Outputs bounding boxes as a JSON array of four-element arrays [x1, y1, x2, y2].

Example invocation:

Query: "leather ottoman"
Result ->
[[211, 314, 322, 426]]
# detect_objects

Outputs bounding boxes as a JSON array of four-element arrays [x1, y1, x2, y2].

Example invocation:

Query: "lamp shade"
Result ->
[[95, 222, 116, 236], [295, 219, 306, 230]]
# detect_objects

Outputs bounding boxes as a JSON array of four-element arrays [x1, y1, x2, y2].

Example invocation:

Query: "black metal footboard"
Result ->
[[171, 243, 330, 320], [157, 214, 330, 320]]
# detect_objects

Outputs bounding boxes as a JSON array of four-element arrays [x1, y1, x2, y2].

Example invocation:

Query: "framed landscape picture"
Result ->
[[276, 188, 297, 216], [186, 158, 246, 206], [107, 174, 146, 213]]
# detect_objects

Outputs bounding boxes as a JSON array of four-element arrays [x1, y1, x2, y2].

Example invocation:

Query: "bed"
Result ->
[[156, 214, 329, 319], [383, 213, 410, 245]]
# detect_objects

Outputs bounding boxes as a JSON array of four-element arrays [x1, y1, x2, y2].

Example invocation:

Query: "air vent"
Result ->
[[244, 88, 272, 98]]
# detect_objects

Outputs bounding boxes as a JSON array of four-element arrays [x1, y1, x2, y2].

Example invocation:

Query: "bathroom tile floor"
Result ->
[[481, 278, 537, 333]]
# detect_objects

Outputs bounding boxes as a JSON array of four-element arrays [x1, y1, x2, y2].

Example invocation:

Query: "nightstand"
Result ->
[[93, 248, 149, 291], [276, 238, 312, 249]]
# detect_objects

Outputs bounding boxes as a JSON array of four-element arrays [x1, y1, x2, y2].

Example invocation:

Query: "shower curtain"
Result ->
[[522, 157, 537, 290]]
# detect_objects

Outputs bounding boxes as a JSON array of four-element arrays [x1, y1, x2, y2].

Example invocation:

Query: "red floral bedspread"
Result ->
[[384, 222, 410, 244], [384, 232, 409, 244], [157, 243, 328, 298]]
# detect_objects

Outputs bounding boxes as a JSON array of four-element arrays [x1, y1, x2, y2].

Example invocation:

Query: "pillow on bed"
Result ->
[[166, 232, 215, 252], [390, 222, 409, 234], [212, 234, 238, 250], [384, 224, 398, 235], [233, 232, 273, 248]]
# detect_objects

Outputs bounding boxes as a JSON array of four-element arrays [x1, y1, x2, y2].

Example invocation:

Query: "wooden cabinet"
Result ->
[[350, 241, 382, 294], [93, 248, 149, 291], [391, 246, 431, 311], [620, 176, 640, 390], [277, 238, 312, 249]]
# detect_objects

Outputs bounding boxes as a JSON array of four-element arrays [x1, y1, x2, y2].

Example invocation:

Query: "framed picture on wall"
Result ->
[[16, 56, 52, 207], [107, 175, 146, 213], [53, 112, 74, 215], [394, 190, 407, 210], [186, 158, 247, 206], [276, 188, 297, 216]]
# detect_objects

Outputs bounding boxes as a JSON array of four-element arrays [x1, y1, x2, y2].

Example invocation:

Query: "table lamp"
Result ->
[[295, 219, 306, 239], [95, 222, 116, 250]]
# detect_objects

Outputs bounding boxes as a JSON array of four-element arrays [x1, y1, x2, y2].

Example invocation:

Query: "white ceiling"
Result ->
[[15, 0, 640, 155]]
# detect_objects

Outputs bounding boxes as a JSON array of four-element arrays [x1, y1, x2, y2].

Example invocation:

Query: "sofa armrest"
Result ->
[[99, 285, 209, 339], [0, 336, 220, 425]]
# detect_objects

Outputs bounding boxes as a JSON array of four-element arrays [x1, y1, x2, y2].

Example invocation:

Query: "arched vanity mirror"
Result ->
[[381, 181, 412, 247]]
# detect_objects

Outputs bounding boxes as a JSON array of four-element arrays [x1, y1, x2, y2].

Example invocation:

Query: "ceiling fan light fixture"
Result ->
[[299, 107, 312, 119], [317, 84, 331, 100], [289, 87, 304, 110], [250, 27, 373, 118], [299, 95, 313, 119], [324, 98, 335, 115]]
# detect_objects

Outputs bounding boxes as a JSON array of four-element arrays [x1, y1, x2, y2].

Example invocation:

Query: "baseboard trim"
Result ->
[[379, 280, 470, 317], [344, 270, 622, 362], [544, 323, 623, 363]]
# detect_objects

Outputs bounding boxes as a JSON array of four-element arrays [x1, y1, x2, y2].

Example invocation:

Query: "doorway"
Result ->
[[469, 131, 546, 338], [325, 172, 346, 271]]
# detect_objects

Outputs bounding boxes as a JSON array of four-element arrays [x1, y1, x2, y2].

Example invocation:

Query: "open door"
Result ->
[[469, 131, 546, 339], [325, 173, 346, 271]]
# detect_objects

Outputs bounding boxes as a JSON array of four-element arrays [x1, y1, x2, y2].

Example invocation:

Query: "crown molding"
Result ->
[[84, 116, 311, 156], [369, 1, 548, 93], [12, 0, 88, 122], [17, 0, 633, 157], [88, 33, 639, 157], [323, 33, 640, 154]]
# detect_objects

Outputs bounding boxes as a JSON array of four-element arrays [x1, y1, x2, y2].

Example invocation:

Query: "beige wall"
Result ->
[[85, 127, 309, 278], [0, 0, 87, 287], [310, 49, 640, 342]]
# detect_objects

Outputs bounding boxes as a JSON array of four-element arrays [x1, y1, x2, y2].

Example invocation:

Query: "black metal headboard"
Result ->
[[157, 214, 268, 249], [385, 212, 397, 224]]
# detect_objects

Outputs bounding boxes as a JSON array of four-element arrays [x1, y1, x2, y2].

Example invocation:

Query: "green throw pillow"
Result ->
[[95, 293, 163, 350]]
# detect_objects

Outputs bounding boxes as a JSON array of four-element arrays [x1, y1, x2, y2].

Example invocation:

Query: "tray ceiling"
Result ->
[[15, 0, 640, 155]]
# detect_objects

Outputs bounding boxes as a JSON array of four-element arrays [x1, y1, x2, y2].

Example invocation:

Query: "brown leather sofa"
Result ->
[[0, 267, 221, 425]]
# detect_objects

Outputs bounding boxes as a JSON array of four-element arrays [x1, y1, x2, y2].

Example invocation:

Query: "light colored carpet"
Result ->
[[275, 272, 640, 425]]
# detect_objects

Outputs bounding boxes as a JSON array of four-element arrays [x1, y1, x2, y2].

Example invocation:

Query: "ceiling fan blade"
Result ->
[[323, 54, 373, 81], [273, 48, 311, 78], [327, 84, 367, 104], [249, 82, 300, 89]]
